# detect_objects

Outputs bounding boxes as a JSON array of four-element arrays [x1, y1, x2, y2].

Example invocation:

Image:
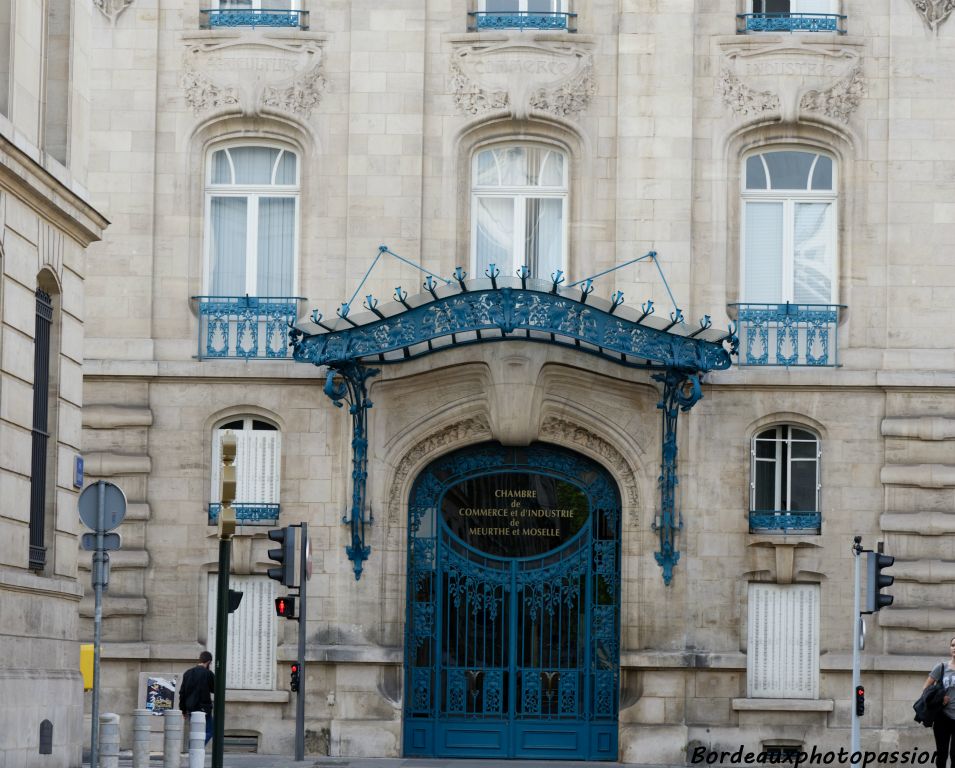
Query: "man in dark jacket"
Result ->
[[179, 650, 215, 744]]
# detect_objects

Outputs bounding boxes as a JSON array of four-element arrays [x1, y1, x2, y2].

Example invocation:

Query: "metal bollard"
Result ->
[[99, 713, 120, 768], [188, 712, 206, 768], [162, 709, 183, 768], [132, 709, 151, 768]]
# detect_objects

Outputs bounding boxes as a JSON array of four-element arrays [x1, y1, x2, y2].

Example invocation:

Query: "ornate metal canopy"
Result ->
[[290, 252, 738, 583]]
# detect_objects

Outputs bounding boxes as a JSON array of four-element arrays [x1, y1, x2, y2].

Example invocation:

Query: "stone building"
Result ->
[[81, 0, 955, 762], [0, 1, 108, 766]]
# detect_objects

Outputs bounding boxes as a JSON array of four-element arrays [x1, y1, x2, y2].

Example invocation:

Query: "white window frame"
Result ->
[[212, 0, 302, 9], [470, 144, 569, 280], [478, 0, 566, 11], [210, 416, 281, 509], [203, 142, 301, 297], [750, 425, 820, 513], [740, 149, 837, 304]]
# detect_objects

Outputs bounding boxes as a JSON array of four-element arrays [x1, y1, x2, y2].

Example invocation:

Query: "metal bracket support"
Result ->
[[652, 370, 703, 586], [324, 363, 380, 580]]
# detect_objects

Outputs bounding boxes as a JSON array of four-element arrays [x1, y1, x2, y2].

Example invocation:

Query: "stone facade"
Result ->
[[0, 1, 107, 767], [81, 0, 955, 762]]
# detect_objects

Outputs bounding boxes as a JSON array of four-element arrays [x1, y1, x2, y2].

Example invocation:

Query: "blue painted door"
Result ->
[[404, 443, 621, 760]]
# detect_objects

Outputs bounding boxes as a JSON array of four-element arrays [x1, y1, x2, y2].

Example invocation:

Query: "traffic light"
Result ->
[[290, 663, 300, 693], [855, 685, 865, 716], [274, 595, 297, 619], [227, 589, 244, 614], [865, 551, 895, 612], [267, 526, 296, 586]]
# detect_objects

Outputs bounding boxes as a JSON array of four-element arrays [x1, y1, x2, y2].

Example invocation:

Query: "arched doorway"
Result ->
[[403, 442, 621, 760]]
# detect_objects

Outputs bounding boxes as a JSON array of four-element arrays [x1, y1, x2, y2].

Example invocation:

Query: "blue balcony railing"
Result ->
[[199, 8, 309, 30], [208, 503, 280, 526], [737, 13, 846, 34], [468, 11, 577, 32], [193, 296, 304, 360], [729, 303, 844, 367], [750, 510, 821, 534]]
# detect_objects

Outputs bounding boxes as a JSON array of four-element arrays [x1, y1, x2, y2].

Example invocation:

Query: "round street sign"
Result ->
[[305, 535, 313, 581], [78, 481, 128, 532]]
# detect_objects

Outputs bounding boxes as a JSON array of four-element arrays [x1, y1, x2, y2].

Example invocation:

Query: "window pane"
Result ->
[[476, 150, 502, 186], [790, 427, 815, 442], [537, 150, 564, 187], [765, 151, 816, 190], [793, 203, 832, 304], [484, 0, 520, 10], [257, 197, 296, 296], [210, 197, 248, 295], [754, 461, 777, 510], [744, 202, 784, 302], [274, 151, 297, 184], [219, 0, 254, 8], [746, 156, 767, 190], [211, 149, 231, 184], [527, 0, 559, 13], [789, 462, 817, 511], [794, 0, 836, 13], [790, 439, 817, 459], [231, 146, 281, 185], [755, 436, 778, 459], [525, 198, 562, 279], [499, 147, 527, 185], [476, 197, 514, 274], [811, 155, 833, 191]]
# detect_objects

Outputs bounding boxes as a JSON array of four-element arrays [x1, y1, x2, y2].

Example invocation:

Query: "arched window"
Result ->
[[741, 149, 836, 305], [750, 425, 820, 533], [204, 144, 299, 297], [471, 144, 568, 280], [209, 416, 281, 525]]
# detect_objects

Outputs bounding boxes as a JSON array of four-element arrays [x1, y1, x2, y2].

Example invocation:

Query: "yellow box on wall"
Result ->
[[80, 644, 93, 691]]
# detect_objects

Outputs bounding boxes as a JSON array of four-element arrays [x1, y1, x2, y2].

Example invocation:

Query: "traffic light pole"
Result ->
[[851, 536, 862, 755], [295, 522, 307, 762], [212, 535, 231, 768]]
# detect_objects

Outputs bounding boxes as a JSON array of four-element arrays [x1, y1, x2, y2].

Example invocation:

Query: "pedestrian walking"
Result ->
[[179, 650, 215, 744], [924, 637, 955, 768]]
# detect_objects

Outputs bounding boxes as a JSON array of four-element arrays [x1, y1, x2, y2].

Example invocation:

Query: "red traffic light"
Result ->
[[855, 685, 865, 716], [274, 595, 297, 619], [290, 663, 301, 693]]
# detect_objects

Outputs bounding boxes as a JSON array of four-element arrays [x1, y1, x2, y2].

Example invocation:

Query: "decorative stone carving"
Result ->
[[799, 64, 865, 124], [539, 416, 640, 524], [386, 416, 492, 523], [718, 67, 780, 119], [180, 33, 326, 118], [94, 0, 134, 24], [718, 38, 863, 123], [449, 39, 596, 120], [910, 0, 955, 33]]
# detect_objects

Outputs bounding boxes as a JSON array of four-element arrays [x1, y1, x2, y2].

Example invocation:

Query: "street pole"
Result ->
[[90, 481, 105, 768], [212, 433, 237, 768], [295, 522, 307, 762], [851, 536, 862, 755]]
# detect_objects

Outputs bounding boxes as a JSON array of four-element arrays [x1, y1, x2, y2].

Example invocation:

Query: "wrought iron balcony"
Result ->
[[750, 510, 821, 534], [737, 13, 846, 34], [199, 8, 309, 30], [729, 303, 843, 367], [208, 503, 280, 526], [467, 11, 577, 32], [194, 296, 304, 360]]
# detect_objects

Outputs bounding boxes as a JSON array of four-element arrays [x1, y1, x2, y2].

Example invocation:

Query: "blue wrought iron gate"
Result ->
[[404, 443, 621, 760]]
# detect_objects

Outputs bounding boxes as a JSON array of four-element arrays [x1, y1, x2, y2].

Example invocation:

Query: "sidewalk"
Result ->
[[86, 754, 668, 768]]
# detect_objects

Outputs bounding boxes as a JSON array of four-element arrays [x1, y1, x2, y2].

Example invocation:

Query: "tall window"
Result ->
[[43, 0, 71, 164], [479, 0, 565, 10], [751, 426, 820, 515], [29, 289, 54, 570], [205, 144, 299, 297], [741, 149, 836, 305], [751, 0, 836, 13], [210, 417, 281, 524], [471, 145, 568, 280]]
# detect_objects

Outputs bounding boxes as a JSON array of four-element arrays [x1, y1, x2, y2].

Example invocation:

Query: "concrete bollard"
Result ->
[[99, 713, 120, 768], [162, 709, 183, 768], [132, 709, 151, 768], [188, 712, 206, 768]]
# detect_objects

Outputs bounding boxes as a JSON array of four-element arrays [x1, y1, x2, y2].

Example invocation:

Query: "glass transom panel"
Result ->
[[745, 151, 833, 191]]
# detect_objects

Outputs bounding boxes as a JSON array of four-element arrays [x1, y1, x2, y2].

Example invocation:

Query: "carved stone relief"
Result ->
[[799, 64, 865, 124], [718, 39, 864, 124], [449, 39, 596, 120], [180, 34, 326, 119], [94, 0, 134, 24], [386, 416, 492, 524], [538, 416, 640, 526], [910, 0, 955, 32]]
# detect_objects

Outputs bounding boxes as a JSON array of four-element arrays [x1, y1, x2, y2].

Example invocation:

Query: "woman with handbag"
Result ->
[[924, 638, 955, 768]]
